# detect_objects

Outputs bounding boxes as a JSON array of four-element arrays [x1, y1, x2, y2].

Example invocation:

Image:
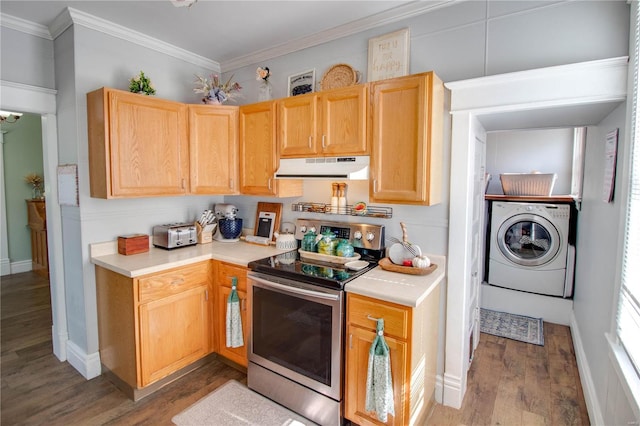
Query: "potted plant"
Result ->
[[129, 70, 156, 95]]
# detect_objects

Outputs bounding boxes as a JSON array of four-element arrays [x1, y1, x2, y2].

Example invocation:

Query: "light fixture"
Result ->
[[171, 0, 197, 8], [0, 110, 23, 124]]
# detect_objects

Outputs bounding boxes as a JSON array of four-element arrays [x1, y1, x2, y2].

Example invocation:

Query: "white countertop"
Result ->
[[344, 254, 446, 307], [90, 240, 293, 277]]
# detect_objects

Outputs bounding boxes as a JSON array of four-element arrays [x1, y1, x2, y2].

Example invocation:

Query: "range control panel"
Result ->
[[294, 219, 385, 251]]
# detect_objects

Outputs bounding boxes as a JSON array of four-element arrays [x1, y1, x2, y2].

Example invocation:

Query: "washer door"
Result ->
[[496, 213, 561, 267]]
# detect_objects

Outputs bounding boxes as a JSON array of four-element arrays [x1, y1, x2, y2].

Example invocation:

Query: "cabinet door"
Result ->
[[320, 85, 368, 156], [189, 105, 238, 194], [239, 102, 278, 195], [138, 285, 209, 386], [345, 325, 408, 426], [216, 286, 249, 367], [278, 93, 318, 157], [106, 89, 189, 197], [369, 72, 443, 205]]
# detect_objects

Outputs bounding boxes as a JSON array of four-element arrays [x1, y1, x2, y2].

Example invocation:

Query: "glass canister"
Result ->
[[302, 230, 318, 252], [335, 239, 355, 258], [317, 229, 337, 255]]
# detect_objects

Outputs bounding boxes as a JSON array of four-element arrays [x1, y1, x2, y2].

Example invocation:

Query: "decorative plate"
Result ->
[[320, 63, 359, 90], [352, 201, 367, 215]]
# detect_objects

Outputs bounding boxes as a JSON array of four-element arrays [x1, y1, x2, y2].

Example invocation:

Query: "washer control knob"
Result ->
[[353, 231, 363, 240]]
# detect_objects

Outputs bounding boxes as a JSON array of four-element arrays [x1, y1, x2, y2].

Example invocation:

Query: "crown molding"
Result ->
[[51, 7, 220, 71], [220, 0, 455, 72], [0, 13, 52, 40]]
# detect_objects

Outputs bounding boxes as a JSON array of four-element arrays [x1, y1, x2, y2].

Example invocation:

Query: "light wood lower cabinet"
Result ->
[[215, 262, 250, 367], [95, 261, 213, 398], [345, 288, 441, 426], [26, 200, 48, 277]]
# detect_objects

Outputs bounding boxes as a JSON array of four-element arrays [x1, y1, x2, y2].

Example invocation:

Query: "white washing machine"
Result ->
[[488, 201, 574, 297]]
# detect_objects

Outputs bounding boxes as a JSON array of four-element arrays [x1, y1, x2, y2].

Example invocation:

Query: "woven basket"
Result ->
[[320, 63, 359, 90]]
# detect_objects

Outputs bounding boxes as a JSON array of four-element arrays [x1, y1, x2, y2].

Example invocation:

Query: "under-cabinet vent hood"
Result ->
[[275, 156, 369, 180]]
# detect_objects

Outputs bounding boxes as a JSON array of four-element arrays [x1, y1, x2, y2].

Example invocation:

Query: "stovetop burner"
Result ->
[[248, 250, 379, 290]]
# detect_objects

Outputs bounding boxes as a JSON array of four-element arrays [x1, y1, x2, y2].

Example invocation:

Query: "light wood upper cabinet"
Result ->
[[87, 87, 189, 198], [239, 101, 302, 197], [189, 105, 239, 194], [369, 72, 444, 205], [278, 85, 368, 158]]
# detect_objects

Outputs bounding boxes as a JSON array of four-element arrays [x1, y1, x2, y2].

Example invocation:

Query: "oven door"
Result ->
[[247, 272, 344, 401]]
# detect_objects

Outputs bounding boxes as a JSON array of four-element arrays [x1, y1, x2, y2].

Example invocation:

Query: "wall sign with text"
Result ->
[[367, 28, 410, 82]]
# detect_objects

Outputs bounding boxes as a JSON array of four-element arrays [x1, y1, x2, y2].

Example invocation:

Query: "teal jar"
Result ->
[[302, 230, 318, 252], [335, 239, 354, 258]]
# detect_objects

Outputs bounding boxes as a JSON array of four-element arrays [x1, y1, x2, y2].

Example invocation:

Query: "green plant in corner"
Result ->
[[129, 70, 156, 95]]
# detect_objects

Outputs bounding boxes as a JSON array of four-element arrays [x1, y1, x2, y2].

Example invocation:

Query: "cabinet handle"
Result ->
[[229, 178, 234, 189], [268, 178, 272, 190], [372, 179, 378, 194], [241, 298, 246, 311], [322, 135, 326, 149], [308, 136, 312, 148], [181, 179, 186, 190], [349, 333, 353, 349], [171, 278, 185, 286], [205, 289, 209, 301]]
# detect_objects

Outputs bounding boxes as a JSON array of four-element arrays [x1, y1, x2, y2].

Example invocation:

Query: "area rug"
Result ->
[[480, 308, 544, 346], [172, 380, 315, 426]]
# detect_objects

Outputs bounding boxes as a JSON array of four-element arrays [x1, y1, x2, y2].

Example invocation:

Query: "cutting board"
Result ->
[[255, 202, 283, 241]]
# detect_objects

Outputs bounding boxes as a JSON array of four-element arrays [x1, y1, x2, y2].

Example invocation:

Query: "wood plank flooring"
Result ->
[[1, 271, 589, 425]]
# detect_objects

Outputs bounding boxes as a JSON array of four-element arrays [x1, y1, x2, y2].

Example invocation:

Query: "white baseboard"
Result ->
[[10, 260, 32, 275], [570, 312, 605, 425], [442, 372, 463, 408], [435, 374, 444, 404], [66, 340, 102, 380], [0, 257, 9, 276], [51, 324, 68, 361]]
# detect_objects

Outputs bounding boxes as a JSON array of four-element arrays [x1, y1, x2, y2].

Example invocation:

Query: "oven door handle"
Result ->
[[250, 275, 340, 301]]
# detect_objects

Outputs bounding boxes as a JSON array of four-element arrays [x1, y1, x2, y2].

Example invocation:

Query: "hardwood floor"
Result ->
[[1, 271, 589, 425], [427, 323, 590, 425]]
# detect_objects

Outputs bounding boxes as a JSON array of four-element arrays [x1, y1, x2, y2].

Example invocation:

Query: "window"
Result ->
[[616, 1, 640, 377]]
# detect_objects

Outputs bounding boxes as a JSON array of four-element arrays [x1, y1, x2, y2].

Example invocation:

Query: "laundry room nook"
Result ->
[[482, 127, 582, 325]]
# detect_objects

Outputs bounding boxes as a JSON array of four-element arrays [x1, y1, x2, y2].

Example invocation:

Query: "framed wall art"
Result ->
[[287, 69, 315, 96], [367, 28, 410, 82]]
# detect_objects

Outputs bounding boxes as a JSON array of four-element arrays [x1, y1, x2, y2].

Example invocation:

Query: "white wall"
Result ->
[[573, 103, 632, 421], [0, 26, 55, 89], [485, 128, 574, 195]]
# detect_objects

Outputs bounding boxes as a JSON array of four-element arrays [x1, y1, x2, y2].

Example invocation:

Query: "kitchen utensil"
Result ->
[[274, 231, 297, 250], [388, 222, 421, 264], [378, 257, 438, 275], [217, 218, 243, 241]]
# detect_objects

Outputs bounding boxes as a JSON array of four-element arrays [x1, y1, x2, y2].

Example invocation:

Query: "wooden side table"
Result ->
[[26, 199, 48, 278]]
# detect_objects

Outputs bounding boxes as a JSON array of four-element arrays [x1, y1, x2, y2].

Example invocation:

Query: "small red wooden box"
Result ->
[[117, 234, 149, 255]]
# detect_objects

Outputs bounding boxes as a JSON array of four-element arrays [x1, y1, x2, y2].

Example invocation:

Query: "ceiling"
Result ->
[[0, 0, 429, 70]]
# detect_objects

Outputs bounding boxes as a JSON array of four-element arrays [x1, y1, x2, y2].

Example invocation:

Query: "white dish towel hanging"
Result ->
[[226, 277, 244, 348], [365, 318, 395, 422]]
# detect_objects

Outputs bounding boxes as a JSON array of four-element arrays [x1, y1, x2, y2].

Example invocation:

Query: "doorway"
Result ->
[[0, 80, 68, 362]]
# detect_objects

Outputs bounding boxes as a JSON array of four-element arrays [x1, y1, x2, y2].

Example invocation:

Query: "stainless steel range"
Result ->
[[247, 219, 385, 426]]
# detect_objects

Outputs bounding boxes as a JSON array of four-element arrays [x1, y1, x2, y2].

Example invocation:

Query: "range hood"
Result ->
[[275, 156, 370, 180]]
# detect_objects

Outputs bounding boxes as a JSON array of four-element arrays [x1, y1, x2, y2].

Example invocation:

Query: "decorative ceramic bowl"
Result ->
[[218, 218, 243, 239]]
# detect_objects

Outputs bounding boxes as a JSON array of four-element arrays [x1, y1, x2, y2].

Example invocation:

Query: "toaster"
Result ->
[[152, 223, 197, 249]]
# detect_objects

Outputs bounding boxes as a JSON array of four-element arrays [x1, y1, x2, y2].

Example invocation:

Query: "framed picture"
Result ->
[[367, 28, 410, 82], [287, 69, 315, 96]]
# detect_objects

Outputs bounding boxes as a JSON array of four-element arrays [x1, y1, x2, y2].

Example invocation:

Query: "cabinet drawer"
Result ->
[[218, 262, 247, 291], [347, 294, 410, 340], [138, 262, 209, 303]]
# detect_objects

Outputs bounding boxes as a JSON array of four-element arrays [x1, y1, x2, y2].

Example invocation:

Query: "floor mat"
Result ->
[[480, 308, 544, 346], [172, 380, 315, 426]]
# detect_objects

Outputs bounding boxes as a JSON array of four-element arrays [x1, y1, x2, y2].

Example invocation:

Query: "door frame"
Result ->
[[0, 80, 68, 361]]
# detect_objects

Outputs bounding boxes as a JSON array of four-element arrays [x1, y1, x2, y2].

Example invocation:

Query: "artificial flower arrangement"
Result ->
[[25, 173, 44, 198], [129, 71, 156, 95], [193, 74, 242, 104], [256, 66, 271, 82]]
